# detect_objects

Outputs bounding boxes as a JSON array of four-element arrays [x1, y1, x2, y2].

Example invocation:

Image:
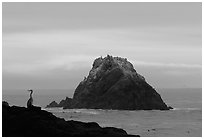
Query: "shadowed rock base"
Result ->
[[2, 103, 139, 137]]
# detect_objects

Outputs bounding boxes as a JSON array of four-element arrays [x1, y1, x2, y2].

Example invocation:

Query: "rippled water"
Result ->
[[3, 88, 202, 137], [44, 107, 201, 137]]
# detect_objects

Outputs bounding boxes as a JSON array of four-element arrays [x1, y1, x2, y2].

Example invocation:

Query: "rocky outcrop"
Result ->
[[48, 55, 171, 110], [46, 97, 72, 108], [46, 101, 59, 107], [3, 102, 138, 137], [2, 101, 9, 107]]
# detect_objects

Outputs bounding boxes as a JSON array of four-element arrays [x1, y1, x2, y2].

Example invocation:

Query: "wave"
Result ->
[[68, 109, 100, 115], [44, 107, 202, 115], [42, 107, 63, 110], [43, 107, 64, 113], [172, 108, 201, 111], [44, 108, 100, 115]]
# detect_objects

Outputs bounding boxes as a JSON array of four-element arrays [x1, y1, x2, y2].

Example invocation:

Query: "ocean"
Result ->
[[2, 88, 202, 137]]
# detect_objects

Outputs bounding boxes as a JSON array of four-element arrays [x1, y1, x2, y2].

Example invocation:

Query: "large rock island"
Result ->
[[47, 55, 171, 110], [3, 102, 138, 137]]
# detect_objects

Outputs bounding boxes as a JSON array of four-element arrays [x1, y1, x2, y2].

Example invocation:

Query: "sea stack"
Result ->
[[61, 55, 170, 110]]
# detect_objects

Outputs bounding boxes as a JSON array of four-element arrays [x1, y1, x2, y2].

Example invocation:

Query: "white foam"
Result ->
[[172, 108, 201, 111]]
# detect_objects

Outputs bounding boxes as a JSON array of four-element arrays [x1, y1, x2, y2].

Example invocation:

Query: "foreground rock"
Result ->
[[3, 102, 138, 137], [48, 55, 171, 110]]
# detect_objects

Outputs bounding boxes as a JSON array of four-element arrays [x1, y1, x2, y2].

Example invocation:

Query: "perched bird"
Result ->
[[27, 89, 33, 108]]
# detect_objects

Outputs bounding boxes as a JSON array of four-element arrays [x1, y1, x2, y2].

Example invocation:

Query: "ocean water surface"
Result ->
[[2, 88, 202, 137]]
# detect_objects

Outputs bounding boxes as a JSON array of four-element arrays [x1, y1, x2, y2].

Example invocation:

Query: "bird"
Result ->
[[27, 89, 33, 108]]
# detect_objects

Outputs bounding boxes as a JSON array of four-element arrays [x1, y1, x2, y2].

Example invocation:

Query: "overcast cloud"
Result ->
[[2, 2, 202, 89]]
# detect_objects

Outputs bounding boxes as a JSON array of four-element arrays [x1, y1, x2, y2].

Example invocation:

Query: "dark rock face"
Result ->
[[46, 101, 59, 107], [47, 55, 171, 110], [46, 97, 72, 108], [58, 97, 72, 107], [2, 101, 9, 107], [3, 102, 138, 137]]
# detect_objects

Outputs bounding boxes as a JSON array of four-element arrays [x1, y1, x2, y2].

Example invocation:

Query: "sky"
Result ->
[[2, 2, 202, 90]]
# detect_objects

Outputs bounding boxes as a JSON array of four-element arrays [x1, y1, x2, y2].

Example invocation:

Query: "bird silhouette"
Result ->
[[27, 89, 33, 108]]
